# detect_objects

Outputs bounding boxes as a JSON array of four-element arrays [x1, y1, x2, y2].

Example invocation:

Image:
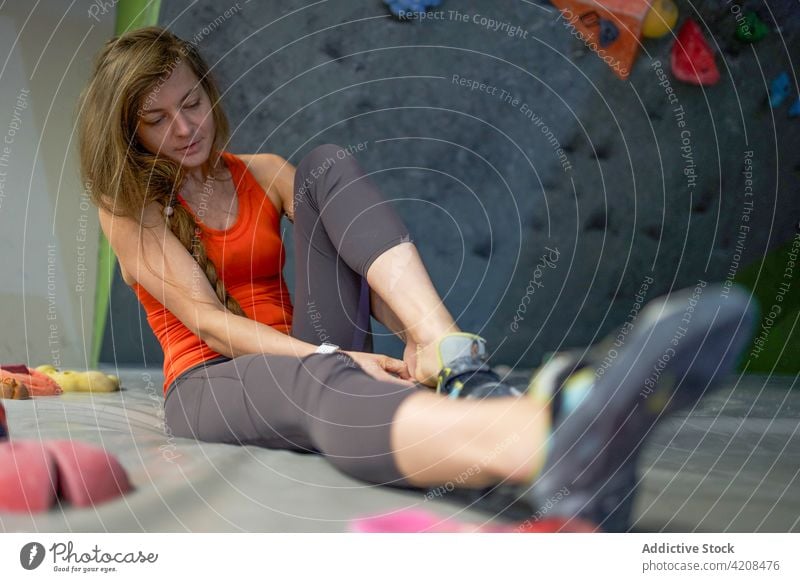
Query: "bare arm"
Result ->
[[99, 201, 317, 359], [268, 153, 296, 224], [249, 153, 296, 223], [202, 310, 316, 359]]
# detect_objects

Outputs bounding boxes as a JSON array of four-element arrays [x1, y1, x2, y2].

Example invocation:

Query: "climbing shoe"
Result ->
[[435, 333, 523, 399], [526, 347, 637, 531], [522, 284, 757, 531]]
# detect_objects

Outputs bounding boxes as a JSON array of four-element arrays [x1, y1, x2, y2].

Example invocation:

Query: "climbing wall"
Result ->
[[0, 2, 114, 368], [102, 0, 800, 371]]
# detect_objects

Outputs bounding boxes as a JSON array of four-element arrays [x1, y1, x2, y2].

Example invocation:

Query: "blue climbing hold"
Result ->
[[769, 72, 791, 108], [383, 0, 443, 20], [599, 18, 620, 47], [789, 97, 800, 118]]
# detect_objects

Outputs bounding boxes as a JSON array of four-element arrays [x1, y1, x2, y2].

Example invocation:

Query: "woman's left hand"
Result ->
[[341, 350, 416, 386]]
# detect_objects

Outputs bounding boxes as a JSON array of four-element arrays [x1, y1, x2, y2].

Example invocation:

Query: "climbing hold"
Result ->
[[735, 10, 768, 43], [642, 0, 679, 39], [0, 364, 61, 397], [349, 508, 599, 533], [769, 72, 791, 108], [0, 402, 7, 439], [789, 97, 800, 118], [550, 0, 652, 80], [34, 364, 120, 393], [599, 18, 620, 47], [383, 0, 442, 20], [0, 440, 132, 513], [671, 18, 720, 86]]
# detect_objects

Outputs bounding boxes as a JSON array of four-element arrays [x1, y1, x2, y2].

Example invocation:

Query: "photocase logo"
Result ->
[[20, 542, 46, 570]]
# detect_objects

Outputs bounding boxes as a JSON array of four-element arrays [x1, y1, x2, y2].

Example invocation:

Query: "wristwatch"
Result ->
[[315, 342, 340, 354]]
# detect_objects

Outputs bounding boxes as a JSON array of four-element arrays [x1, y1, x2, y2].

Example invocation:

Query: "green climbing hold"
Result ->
[[735, 11, 768, 43]]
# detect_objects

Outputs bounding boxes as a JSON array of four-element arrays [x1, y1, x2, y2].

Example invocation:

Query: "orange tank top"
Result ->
[[131, 152, 294, 395]]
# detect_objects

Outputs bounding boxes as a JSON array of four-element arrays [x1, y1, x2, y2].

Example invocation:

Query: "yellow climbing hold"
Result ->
[[35, 365, 121, 393], [642, 0, 678, 39]]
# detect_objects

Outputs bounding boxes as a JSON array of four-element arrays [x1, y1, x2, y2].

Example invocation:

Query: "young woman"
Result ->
[[76, 26, 755, 531]]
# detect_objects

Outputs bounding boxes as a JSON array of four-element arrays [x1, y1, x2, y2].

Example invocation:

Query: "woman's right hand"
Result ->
[[340, 350, 416, 387]]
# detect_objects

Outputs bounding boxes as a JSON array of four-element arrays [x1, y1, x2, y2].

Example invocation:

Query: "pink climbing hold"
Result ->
[[349, 508, 599, 533], [45, 440, 132, 508], [0, 439, 132, 513], [350, 509, 485, 533], [671, 18, 720, 86], [0, 441, 58, 513]]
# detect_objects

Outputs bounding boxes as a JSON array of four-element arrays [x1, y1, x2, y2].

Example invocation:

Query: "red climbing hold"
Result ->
[[516, 516, 600, 533], [671, 18, 720, 86]]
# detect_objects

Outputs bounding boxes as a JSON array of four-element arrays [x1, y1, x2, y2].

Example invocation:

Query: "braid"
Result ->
[[163, 194, 247, 317]]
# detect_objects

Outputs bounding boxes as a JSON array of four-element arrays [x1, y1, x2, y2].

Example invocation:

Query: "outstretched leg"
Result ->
[[389, 390, 547, 487], [164, 352, 547, 489]]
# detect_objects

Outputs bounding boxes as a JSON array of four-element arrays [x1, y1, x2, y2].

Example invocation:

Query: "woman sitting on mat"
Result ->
[[76, 26, 755, 531]]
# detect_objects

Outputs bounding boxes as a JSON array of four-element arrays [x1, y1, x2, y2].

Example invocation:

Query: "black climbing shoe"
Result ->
[[523, 284, 757, 531]]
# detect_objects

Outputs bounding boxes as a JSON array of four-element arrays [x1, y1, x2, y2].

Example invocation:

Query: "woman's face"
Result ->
[[135, 60, 215, 169]]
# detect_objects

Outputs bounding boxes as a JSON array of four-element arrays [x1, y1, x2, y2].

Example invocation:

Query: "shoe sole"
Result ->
[[524, 283, 757, 531]]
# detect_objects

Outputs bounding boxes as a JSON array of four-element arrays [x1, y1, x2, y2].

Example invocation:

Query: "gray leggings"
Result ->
[[164, 144, 423, 487]]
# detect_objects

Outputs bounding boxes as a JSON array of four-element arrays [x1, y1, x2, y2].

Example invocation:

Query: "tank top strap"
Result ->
[[221, 151, 280, 224], [220, 151, 244, 187], [221, 151, 256, 207]]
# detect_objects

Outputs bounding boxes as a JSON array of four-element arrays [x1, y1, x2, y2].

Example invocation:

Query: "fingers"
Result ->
[[380, 357, 412, 380], [345, 351, 416, 386], [383, 374, 416, 387], [371, 357, 413, 386], [362, 364, 410, 386]]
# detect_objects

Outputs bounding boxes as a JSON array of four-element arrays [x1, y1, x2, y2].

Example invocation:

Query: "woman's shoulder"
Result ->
[[98, 200, 164, 287], [227, 152, 280, 175]]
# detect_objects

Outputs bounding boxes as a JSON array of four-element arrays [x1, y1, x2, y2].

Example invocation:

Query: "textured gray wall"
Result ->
[[102, 0, 800, 367]]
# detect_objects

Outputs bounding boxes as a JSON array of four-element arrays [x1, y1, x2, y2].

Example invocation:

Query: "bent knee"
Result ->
[[299, 143, 361, 177], [306, 143, 351, 163]]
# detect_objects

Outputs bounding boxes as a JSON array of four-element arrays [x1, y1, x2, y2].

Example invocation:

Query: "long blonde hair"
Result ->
[[77, 26, 245, 316]]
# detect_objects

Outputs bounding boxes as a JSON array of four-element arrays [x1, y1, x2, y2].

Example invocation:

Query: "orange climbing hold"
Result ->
[[0, 364, 62, 398], [551, 0, 651, 80]]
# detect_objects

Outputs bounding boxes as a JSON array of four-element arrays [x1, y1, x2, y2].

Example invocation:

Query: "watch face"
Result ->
[[317, 342, 340, 354]]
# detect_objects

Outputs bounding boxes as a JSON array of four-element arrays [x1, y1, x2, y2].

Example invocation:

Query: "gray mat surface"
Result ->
[[1, 368, 798, 532]]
